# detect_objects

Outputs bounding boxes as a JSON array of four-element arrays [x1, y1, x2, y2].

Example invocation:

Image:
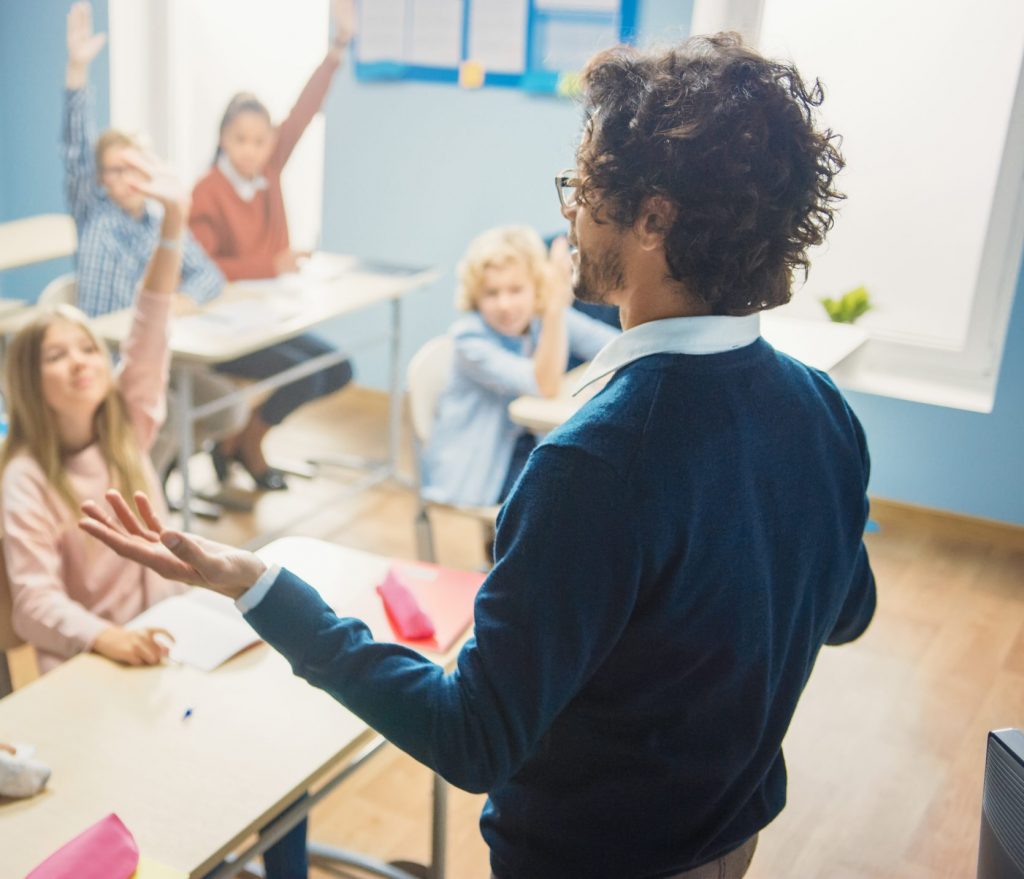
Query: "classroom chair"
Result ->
[[0, 214, 77, 273], [0, 540, 30, 698], [37, 272, 77, 307], [406, 335, 499, 563]]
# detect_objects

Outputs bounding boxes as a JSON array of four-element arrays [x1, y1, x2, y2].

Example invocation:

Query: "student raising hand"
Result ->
[[332, 0, 358, 50], [65, 1, 106, 89]]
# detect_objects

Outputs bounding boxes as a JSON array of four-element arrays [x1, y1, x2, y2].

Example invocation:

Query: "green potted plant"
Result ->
[[820, 285, 872, 324]]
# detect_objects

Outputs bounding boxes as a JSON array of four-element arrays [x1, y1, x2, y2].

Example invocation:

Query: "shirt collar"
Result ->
[[217, 153, 268, 202], [573, 313, 762, 396]]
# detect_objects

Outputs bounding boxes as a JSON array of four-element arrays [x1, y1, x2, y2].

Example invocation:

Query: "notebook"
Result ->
[[126, 589, 259, 671]]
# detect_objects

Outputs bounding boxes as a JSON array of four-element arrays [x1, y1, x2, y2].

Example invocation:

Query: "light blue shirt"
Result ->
[[422, 309, 618, 507], [63, 88, 224, 317]]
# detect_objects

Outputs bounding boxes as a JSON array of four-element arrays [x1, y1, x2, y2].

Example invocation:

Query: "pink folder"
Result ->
[[26, 812, 139, 879]]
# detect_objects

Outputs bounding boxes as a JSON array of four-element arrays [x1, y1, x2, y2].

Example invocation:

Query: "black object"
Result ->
[[978, 728, 1024, 878]]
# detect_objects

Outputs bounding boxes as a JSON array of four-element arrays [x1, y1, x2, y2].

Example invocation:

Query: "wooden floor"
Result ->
[[8, 387, 1024, 878]]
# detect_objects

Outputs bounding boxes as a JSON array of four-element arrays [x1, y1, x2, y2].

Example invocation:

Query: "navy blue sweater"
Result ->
[[245, 339, 876, 879]]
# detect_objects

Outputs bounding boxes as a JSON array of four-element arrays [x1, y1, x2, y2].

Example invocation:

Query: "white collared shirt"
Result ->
[[573, 313, 762, 396], [217, 153, 268, 203]]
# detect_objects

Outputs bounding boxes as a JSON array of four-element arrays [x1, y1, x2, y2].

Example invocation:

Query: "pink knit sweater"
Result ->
[[1, 290, 188, 672]]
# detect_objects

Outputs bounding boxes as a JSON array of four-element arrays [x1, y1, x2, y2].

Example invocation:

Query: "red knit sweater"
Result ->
[[189, 51, 341, 280]]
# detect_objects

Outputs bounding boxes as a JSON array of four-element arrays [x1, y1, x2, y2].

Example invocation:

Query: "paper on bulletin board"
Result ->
[[407, 0, 465, 67], [358, 0, 407, 62], [467, 0, 529, 74], [535, 0, 619, 10]]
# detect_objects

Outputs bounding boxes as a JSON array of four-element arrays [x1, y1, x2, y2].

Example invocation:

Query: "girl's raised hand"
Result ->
[[66, 2, 107, 69], [332, 0, 358, 48]]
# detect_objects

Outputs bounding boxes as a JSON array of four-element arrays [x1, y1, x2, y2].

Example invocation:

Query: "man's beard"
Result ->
[[573, 242, 625, 305]]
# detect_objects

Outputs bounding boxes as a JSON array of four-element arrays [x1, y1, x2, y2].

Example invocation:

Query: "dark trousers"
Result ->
[[215, 333, 353, 427]]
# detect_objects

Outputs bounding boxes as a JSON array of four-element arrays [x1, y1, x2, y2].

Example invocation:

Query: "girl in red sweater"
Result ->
[[188, 0, 355, 490]]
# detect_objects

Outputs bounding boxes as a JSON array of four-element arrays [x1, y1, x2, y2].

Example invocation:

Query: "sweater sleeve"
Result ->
[[270, 50, 342, 171], [62, 87, 102, 233], [243, 445, 641, 793], [2, 460, 108, 658], [453, 321, 540, 398], [116, 289, 172, 452], [565, 307, 619, 362]]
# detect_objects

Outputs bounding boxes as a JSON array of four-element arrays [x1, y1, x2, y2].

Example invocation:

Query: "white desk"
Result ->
[[91, 255, 438, 533], [509, 314, 868, 434], [0, 538, 476, 879]]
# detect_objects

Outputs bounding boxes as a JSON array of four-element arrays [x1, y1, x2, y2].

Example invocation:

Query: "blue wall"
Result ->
[[0, 0, 110, 300], [1, 0, 1022, 525]]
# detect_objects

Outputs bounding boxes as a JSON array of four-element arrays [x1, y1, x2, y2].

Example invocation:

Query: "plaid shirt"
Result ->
[[63, 88, 224, 317]]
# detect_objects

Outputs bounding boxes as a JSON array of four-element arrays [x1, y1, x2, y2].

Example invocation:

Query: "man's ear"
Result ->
[[634, 195, 677, 250]]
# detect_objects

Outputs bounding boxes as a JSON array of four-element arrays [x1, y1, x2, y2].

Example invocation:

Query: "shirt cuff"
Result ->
[[235, 563, 281, 613]]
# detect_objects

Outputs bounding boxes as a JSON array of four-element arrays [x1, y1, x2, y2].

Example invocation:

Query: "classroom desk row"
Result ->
[[0, 538, 478, 879], [0, 254, 439, 538]]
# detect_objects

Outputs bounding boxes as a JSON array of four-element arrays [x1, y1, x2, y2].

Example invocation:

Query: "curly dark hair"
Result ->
[[577, 32, 844, 314]]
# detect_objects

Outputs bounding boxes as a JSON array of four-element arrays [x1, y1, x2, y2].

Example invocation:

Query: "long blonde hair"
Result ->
[[0, 306, 151, 518]]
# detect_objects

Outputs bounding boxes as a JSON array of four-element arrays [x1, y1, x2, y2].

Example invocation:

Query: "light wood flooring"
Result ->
[[8, 387, 1024, 878]]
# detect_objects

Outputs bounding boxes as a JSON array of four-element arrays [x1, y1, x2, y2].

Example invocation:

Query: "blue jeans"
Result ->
[[215, 333, 353, 427]]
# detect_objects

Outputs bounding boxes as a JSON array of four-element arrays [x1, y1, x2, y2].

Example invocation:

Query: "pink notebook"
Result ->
[[27, 812, 139, 879]]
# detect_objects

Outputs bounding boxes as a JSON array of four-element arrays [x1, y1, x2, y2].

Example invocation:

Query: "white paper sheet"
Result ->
[[127, 590, 260, 672], [466, 0, 529, 74], [171, 297, 303, 341], [357, 0, 408, 62], [407, 0, 464, 67], [535, 0, 619, 11]]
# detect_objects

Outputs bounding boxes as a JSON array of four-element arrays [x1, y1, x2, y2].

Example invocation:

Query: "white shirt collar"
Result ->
[[217, 153, 268, 202], [573, 313, 762, 396]]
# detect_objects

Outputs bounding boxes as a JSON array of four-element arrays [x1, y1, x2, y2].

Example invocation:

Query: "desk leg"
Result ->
[[176, 368, 195, 532], [430, 772, 447, 879], [387, 297, 402, 478]]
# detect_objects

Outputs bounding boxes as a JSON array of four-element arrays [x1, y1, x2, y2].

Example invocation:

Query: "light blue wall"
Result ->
[[2, 0, 1021, 525], [0, 0, 110, 301]]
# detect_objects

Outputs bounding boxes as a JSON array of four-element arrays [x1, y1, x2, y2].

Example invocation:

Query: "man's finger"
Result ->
[[135, 492, 166, 535], [81, 498, 129, 535], [106, 490, 159, 541], [160, 530, 217, 576], [79, 519, 195, 583]]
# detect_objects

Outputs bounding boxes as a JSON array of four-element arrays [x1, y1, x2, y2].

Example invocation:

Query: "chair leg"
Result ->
[[415, 507, 437, 563], [0, 653, 14, 699]]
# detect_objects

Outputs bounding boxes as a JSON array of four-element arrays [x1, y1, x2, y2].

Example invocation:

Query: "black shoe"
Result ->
[[210, 444, 231, 483], [233, 451, 288, 491]]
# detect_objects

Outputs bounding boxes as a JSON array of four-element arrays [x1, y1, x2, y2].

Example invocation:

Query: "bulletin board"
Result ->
[[355, 0, 640, 94]]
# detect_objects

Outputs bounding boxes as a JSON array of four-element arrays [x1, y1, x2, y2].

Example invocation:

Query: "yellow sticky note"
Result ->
[[132, 855, 188, 879], [459, 60, 486, 89], [556, 71, 582, 98]]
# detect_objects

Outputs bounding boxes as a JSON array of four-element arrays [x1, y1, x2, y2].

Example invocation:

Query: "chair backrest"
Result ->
[[0, 540, 23, 653], [37, 272, 79, 308], [406, 335, 454, 447], [0, 214, 77, 272]]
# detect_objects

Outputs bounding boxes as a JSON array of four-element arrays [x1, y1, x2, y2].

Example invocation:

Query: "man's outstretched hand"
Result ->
[[79, 491, 267, 601]]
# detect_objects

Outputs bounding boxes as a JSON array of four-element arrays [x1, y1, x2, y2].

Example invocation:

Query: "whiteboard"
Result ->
[[758, 0, 1024, 352]]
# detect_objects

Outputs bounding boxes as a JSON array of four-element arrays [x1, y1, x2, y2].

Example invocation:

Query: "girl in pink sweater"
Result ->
[[0, 152, 188, 673]]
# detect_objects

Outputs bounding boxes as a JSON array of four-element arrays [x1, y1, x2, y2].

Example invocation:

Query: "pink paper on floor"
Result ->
[[26, 812, 139, 879]]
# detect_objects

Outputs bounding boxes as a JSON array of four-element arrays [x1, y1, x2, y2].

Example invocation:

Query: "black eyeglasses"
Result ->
[[555, 169, 580, 209]]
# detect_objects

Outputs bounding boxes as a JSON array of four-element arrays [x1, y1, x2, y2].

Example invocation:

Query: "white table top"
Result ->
[[91, 254, 438, 364], [0, 539, 464, 878], [509, 314, 868, 434]]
